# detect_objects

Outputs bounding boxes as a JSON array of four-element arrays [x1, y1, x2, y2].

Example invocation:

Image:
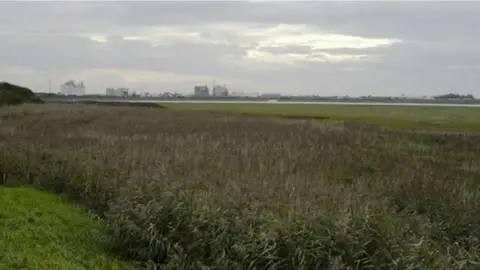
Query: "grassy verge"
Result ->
[[160, 102, 480, 132], [1, 104, 479, 269], [0, 186, 135, 270]]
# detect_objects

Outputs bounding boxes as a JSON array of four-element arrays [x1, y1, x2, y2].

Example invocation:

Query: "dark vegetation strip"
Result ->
[[0, 82, 44, 106], [68, 100, 168, 109]]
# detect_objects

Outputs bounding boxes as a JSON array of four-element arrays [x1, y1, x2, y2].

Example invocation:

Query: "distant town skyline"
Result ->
[[50, 78, 460, 99], [1, 2, 480, 97], [50, 78, 263, 96]]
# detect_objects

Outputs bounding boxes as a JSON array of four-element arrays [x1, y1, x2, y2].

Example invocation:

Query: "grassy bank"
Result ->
[[0, 186, 135, 270], [160, 102, 480, 132], [1, 103, 479, 269]]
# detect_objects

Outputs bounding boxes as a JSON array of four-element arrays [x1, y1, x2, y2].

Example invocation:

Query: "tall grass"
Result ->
[[0, 104, 479, 269]]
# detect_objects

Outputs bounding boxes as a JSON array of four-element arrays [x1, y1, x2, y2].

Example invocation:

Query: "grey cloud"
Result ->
[[367, 40, 480, 71], [2, 2, 480, 43], [112, 2, 480, 42], [0, 34, 95, 71], [116, 2, 247, 26], [0, 1, 479, 96], [0, 32, 248, 79], [0, 2, 123, 35]]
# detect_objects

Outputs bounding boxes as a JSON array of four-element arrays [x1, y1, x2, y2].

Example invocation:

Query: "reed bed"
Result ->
[[1, 104, 479, 269]]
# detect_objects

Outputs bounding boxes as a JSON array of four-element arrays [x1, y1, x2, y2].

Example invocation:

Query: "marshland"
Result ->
[[1, 101, 479, 269]]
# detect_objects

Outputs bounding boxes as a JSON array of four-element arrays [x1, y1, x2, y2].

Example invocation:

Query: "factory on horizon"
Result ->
[[60, 80, 85, 96], [212, 85, 229, 97], [193, 82, 230, 97], [194, 85, 210, 96], [106, 87, 130, 97]]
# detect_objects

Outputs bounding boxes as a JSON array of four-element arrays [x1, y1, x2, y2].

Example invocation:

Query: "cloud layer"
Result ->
[[1, 1, 479, 96]]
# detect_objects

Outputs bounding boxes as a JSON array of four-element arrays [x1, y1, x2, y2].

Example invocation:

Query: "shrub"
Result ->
[[0, 82, 44, 106]]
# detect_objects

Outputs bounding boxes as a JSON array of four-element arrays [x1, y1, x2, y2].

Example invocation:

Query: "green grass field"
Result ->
[[160, 102, 480, 132], [0, 186, 135, 270]]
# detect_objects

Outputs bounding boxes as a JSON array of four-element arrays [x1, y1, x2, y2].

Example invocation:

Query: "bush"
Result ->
[[0, 82, 44, 106]]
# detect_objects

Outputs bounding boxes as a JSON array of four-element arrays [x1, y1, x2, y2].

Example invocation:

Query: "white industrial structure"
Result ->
[[212, 85, 229, 97], [60, 80, 85, 96], [194, 85, 210, 96], [106, 87, 129, 97]]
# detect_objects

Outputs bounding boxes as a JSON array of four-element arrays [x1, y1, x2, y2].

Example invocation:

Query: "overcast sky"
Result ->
[[1, 1, 479, 97]]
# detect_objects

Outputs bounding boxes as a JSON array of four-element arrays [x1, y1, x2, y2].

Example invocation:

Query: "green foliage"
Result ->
[[0, 186, 135, 270], [1, 104, 479, 269], [0, 82, 44, 106], [161, 102, 480, 132]]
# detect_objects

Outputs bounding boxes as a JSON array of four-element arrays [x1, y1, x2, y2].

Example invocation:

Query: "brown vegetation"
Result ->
[[0, 103, 479, 269]]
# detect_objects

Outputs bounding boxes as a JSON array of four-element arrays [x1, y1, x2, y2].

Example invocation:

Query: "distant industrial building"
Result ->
[[260, 93, 282, 99], [106, 87, 129, 97], [60, 80, 85, 96], [212, 85, 229, 97], [231, 91, 243, 97], [194, 85, 210, 96]]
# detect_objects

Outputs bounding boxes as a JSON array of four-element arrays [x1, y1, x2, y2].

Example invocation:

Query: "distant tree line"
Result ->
[[434, 93, 475, 100]]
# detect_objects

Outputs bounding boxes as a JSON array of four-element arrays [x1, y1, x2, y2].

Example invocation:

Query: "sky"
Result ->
[[1, 1, 479, 97]]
